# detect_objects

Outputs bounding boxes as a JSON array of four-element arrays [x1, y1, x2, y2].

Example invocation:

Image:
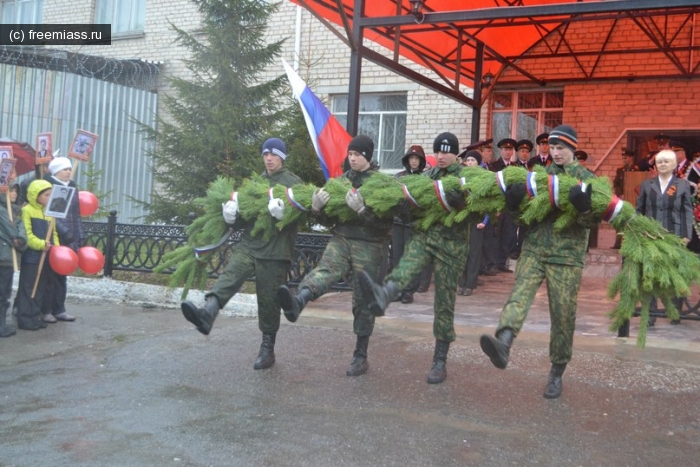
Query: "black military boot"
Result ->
[[670, 297, 684, 324], [181, 295, 220, 335], [0, 307, 16, 338], [253, 333, 276, 370], [427, 340, 450, 384], [479, 328, 515, 369], [346, 335, 370, 376], [543, 363, 567, 399], [277, 286, 313, 323], [617, 319, 630, 338], [357, 270, 400, 317]]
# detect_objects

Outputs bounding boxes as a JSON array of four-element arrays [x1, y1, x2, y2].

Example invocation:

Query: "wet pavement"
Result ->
[[1, 267, 699, 466]]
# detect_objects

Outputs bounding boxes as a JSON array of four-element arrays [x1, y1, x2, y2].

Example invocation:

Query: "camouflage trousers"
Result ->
[[299, 235, 388, 337], [209, 248, 289, 335], [497, 254, 582, 364], [387, 229, 469, 342]]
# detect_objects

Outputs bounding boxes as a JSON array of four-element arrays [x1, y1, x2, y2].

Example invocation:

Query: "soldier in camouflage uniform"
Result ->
[[277, 135, 392, 377], [359, 132, 470, 385], [181, 138, 302, 371], [480, 125, 598, 399]]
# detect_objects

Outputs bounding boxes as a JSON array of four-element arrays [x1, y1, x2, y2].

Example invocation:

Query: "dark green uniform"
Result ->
[[496, 161, 597, 364], [209, 167, 301, 335], [386, 162, 470, 342], [298, 164, 392, 337]]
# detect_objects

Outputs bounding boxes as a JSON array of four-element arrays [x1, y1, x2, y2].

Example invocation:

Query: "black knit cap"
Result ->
[[433, 132, 459, 155], [548, 125, 578, 152], [348, 134, 374, 160], [463, 149, 482, 165]]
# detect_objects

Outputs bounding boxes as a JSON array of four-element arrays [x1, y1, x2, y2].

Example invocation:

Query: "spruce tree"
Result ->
[[138, 0, 287, 223]]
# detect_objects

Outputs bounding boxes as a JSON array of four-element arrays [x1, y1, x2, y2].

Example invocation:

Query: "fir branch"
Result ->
[[272, 183, 316, 230], [322, 177, 355, 222], [359, 172, 404, 218], [238, 175, 277, 240], [155, 176, 235, 298]]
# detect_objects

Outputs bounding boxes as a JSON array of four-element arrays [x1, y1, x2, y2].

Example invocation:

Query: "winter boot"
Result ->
[[543, 363, 567, 399], [277, 286, 313, 323], [617, 319, 630, 338], [427, 340, 450, 384], [253, 333, 276, 370], [346, 335, 370, 376], [479, 328, 515, 369], [0, 307, 16, 338], [357, 270, 400, 317], [670, 297, 684, 324], [181, 295, 220, 335]]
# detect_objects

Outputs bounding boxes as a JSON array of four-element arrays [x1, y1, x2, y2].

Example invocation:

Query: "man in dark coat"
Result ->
[[181, 138, 302, 371]]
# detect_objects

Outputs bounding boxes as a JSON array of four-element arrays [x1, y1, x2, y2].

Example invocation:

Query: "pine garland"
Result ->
[[154, 176, 234, 298], [321, 177, 355, 222], [237, 175, 278, 241], [272, 183, 316, 231], [164, 167, 700, 348]]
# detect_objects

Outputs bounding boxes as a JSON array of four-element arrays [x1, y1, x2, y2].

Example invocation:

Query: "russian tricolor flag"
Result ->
[[283, 59, 350, 180]]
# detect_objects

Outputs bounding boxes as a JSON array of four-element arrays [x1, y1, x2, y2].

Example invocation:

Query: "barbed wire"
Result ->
[[0, 45, 160, 91]]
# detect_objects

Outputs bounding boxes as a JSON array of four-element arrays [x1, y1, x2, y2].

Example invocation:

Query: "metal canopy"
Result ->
[[291, 0, 700, 138]]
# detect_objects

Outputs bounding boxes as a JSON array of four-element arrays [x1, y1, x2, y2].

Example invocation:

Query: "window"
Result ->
[[491, 91, 563, 147], [332, 93, 407, 170], [1, 0, 42, 23], [95, 0, 145, 35]]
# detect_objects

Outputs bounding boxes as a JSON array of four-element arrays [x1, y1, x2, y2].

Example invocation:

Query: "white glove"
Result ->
[[345, 189, 365, 214], [222, 192, 238, 224], [311, 188, 330, 213], [268, 198, 285, 220]]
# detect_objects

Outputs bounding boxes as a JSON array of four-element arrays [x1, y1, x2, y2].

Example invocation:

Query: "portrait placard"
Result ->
[[36, 132, 53, 165], [0, 158, 16, 194], [0, 145, 13, 161], [68, 129, 98, 162], [45, 185, 76, 219]]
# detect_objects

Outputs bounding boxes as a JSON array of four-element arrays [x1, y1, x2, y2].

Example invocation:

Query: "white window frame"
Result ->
[[95, 0, 145, 35], [332, 93, 408, 171], [1, 0, 43, 23]]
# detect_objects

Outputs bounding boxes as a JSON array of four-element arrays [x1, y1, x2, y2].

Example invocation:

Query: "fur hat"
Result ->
[[48, 157, 72, 175], [348, 135, 374, 160], [548, 125, 578, 152], [261, 138, 287, 160], [433, 132, 459, 155]]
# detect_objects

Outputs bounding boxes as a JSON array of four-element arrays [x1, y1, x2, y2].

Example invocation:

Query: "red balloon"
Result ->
[[77, 246, 105, 275], [78, 191, 99, 217], [49, 246, 79, 276]]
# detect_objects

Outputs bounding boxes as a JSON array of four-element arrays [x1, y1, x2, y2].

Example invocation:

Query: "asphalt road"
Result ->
[[1, 275, 699, 466]]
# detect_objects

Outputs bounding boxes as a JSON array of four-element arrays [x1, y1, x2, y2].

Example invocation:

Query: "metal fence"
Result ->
[[83, 211, 352, 290]]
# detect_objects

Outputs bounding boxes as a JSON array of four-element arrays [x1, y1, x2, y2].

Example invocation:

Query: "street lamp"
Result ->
[[409, 0, 425, 23], [482, 71, 494, 89]]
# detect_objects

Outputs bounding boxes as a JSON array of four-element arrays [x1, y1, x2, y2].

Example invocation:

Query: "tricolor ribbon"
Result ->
[[526, 172, 538, 198], [548, 175, 560, 208], [267, 188, 274, 200], [401, 184, 421, 208], [434, 180, 453, 212], [495, 172, 507, 193], [286, 187, 308, 212], [602, 195, 624, 222]]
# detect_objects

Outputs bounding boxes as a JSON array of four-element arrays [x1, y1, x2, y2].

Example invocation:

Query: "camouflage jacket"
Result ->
[[330, 163, 393, 242], [522, 161, 597, 267], [422, 162, 470, 245]]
